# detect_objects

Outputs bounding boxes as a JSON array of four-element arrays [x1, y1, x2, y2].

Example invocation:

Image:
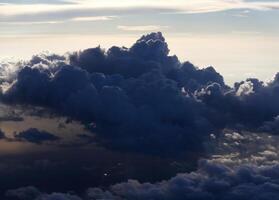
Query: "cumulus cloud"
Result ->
[[1, 32, 279, 156], [2, 32, 227, 155], [196, 74, 279, 131]]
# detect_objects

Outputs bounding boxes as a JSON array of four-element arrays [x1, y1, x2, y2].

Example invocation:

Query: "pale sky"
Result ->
[[0, 0, 279, 85]]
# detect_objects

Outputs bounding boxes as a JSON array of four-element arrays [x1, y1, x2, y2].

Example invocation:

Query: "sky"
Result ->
[[2, 1, 279, 199], [0, 0, 279, 84]]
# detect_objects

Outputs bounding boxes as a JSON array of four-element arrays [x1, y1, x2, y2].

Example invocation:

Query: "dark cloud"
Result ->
[[38, 193, 82, 200], [14, 128, 60, 144], [69, 32, 179, 78], [6, 186, 41, 200], [0, 116, 23, 122], [89, 160, 279, 200], [0, 129, 6, 139], [3, 32, 225, 155], [168, 62, 226, 93], [7, 160, 279, 200], [259, 116, 279, 134], [1, 32, 279, 156], [6, 187, 81, 200], [195, 74, 279, 132]]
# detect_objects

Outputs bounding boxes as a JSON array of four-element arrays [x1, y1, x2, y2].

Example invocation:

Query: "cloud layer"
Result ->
[[2, 0, 279, 16], [6, 159, 279, 200]]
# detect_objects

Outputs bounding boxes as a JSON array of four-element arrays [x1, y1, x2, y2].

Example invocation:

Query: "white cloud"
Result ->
[[71, 16, 116, 22], [0, 16, 117, 25], [1, 0, 279, 16], [0, 21, 62, 25], [117, 25, 168, 31]]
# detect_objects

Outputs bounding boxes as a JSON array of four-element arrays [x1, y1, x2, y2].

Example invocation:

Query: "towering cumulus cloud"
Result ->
[[1, 32, 279, 156], [1, 32, 225, 155]]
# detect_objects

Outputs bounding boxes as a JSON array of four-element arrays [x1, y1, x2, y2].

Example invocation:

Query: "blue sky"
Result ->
[[0, 0, 279, 84]]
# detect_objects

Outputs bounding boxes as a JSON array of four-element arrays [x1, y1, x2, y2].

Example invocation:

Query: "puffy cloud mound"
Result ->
[[14, 128, 60, 144], [196, 74, 279, 132], [2, 32, 226, 155], [69, 32, 179, 78], [1, 32, 279, 154]]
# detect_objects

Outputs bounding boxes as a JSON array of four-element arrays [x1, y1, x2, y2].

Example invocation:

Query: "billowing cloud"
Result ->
[[2, 32, 279, 156], [195, 74, 279, 132], [2, 32, 227, 155]]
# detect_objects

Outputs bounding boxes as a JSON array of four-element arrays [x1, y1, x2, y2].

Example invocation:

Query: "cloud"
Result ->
[[6, 187, 81, 200], [1, 32, 279, 156], [259, 115, 279, 134], [38, 193, 82, 200], [6, 186, 41, 200], [14, 128, 60, 144], [0, 20, 63, 25], [1, 0, 279, 17], [117, 25, 169, 32], [0, 0, 75, 5], [71, 16, 116, 22], [2, 32, 225, 155], [195, 74, 279, 132], [86, 160, 279, 200], [7, 159, 279, 200], [0, 15, 117, 25], [0, 129, 6, 139]]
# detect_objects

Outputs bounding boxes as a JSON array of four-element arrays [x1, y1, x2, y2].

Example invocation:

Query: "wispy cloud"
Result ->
[[117, 25, 169, 32], [0, 21, 62, 25], [71, 16, 116, 22], [0, 0, 76, 5], [1, 0, 279, 17], [0, 15, 117, 25]]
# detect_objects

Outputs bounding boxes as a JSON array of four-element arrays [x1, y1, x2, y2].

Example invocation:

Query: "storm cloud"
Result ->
[[1, 32, 225, 155], [1, 32, 279, 155]]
